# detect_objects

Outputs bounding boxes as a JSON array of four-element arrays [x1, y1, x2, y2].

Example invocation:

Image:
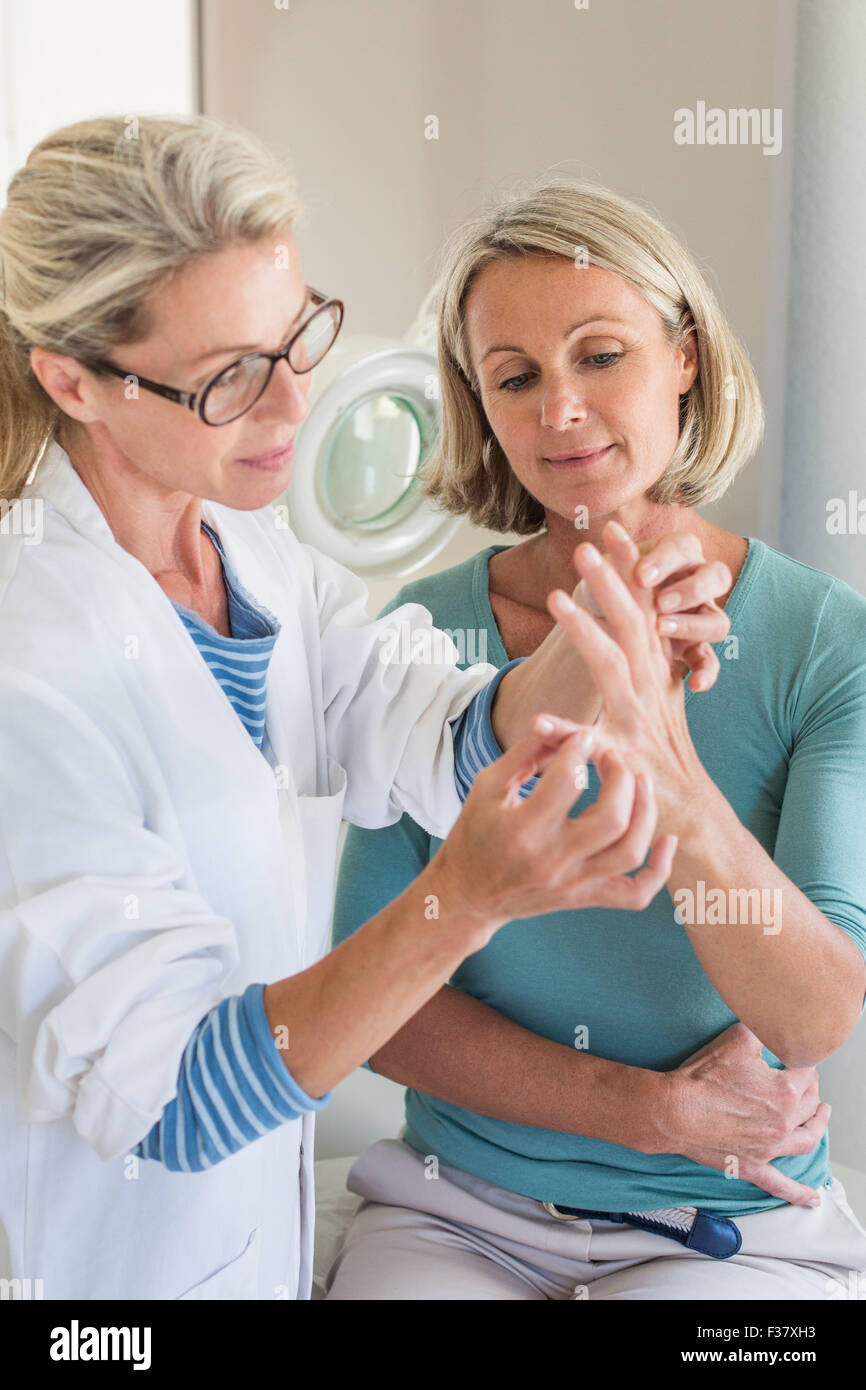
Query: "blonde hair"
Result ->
[[0, 114, 303, 498], [423, 175, 765, 533]]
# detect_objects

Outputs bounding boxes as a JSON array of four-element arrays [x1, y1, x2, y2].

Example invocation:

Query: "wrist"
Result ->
[[572, 1058, 680, 1154], [418, 851, 506, 952], [661, 765, 726, 849], [629, 1068, 688, 1155], [655, 755, 718, 840], [642, 1069, 700, 1155]]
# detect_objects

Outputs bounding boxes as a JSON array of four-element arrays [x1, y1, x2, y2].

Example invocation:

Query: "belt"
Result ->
[[540, 1201, 742, 1259]]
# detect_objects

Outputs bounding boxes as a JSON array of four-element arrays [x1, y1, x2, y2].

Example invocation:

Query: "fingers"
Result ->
[[582, 834, 678, 911], [634, 530, 707, 589], [597, 522, 653, 613], [530, 716, 674, 888], [531, 712, 616, 757], [610, 521, 731, 651], [654, 559, 733, 614], [551, 746, 640, 859], [548, 587, 640, 716], [678, 641, 721, 692], [476, 723, 592, 803], [571, 524, 732, 705], [574, 761, 658, 877], [741, 1160, 824, 1208], [518, 727, 598, 824], [657, 607, 730, 646], [568, 543, 660, 689], [768, 1102, 832, 1158], [789, 1072, 821, 1126], [775, 1063, 821, 1108]]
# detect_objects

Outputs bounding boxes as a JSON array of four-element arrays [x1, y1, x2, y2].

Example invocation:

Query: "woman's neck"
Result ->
[[59, 425, 210, 589]]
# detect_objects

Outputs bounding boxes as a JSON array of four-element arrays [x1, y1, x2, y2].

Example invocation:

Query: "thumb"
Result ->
[[741, 1162, 822, 1208], [483, 721, 595, 797]]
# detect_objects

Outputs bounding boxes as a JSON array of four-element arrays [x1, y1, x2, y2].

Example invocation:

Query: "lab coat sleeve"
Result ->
[[0, 665, 240, 1162], [304, 542, 500, 838]]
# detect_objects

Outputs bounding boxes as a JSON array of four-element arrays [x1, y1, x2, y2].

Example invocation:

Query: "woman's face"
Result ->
[[463, 255, 698, 526], [43, 230, 311, 512]]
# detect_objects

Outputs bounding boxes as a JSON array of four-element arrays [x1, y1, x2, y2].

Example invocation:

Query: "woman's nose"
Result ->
[[540, 377, 589, 431], [258, 356, 310, 423]]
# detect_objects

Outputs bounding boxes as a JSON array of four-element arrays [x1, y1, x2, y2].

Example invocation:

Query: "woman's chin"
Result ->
[[217, 472, 291, 512]]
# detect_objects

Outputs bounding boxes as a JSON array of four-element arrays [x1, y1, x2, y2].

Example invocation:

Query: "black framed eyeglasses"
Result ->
[[87, 286, 344, 426]]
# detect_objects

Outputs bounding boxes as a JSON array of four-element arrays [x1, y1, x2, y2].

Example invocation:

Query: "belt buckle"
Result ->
[[541, 1200, 583, 1222]]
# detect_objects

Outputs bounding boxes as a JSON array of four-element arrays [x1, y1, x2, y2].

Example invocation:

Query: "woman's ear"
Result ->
[[677, 319, 699, 395]]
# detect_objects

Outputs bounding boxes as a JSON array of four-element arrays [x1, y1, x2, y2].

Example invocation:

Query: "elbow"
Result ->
[[775, 1044, 834, 1069], [771, 1021, 859, 1069], [766, 971, 865, 1068]]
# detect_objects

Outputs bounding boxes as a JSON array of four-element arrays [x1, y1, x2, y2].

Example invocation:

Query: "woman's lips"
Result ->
[[237, 442, 294, 471], [544, 444, 614, 468]]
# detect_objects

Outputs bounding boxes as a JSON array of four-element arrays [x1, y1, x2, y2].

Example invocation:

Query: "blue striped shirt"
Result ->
[[450, 657, 539, 801], [132, 526, 511, 1171], [170, 522, 278, 749]]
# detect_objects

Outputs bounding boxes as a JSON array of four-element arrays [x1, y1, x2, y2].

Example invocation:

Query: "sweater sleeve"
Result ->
[[451, 657, 540, 801], [131, 983, 330, 1172], [770, 579, 866, 984]]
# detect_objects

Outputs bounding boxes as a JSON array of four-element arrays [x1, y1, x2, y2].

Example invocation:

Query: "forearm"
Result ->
[[490, 628, 601, 751], [671, 776, 866, 1066], [262, 861, 496, 1100], [368, 984, 674, 1154]]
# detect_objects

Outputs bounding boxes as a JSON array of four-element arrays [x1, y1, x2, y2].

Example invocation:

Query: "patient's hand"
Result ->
[[658, 1022, 829, 1206], [574, 525, 731, 693]]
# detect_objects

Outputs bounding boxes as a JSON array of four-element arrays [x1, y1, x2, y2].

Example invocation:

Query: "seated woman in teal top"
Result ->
[[328, 177, 866, 1298]]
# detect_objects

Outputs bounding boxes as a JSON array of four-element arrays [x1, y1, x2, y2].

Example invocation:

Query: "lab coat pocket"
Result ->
[[295, 757, 348, 967], [176, 1227, 259, 1301]]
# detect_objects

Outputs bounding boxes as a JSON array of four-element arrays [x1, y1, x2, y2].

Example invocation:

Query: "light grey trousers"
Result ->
[[324, 1139, 866, 1301]]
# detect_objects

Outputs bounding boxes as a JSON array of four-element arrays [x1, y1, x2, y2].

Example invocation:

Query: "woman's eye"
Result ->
[[499, 352, 623, 392], [211, 365, 240, 391]]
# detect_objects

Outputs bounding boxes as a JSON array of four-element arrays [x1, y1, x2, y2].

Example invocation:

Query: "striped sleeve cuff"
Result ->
[[130, 982, 331, 1173], [452, 658, 540, 803]]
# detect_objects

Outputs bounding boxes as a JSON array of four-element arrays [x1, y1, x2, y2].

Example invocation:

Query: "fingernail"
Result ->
[[536, 717, 554, 734], [551, 591, 577, 615], [580, 544, 602, 568], [658, 618, 677, 634], [639, 564, 659, 583], [659, 591, 681, 611], [808, 1196, 821, 1207]]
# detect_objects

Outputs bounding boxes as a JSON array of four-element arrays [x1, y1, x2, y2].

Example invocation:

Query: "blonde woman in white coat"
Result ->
[[0, 115, 768, 1300]]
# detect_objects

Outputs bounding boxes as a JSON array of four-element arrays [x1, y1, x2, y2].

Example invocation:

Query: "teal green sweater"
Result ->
[[331, 536, 866, 1214]]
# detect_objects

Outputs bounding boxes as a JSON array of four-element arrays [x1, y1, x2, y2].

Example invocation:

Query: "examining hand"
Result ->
[[434, 716, 677, 936]]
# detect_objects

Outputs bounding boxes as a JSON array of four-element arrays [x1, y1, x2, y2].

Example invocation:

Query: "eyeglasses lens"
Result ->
[[204, 302, 341, 423]]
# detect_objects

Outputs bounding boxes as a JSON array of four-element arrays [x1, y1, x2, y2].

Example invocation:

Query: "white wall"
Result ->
[[0, 0, 197, 198]]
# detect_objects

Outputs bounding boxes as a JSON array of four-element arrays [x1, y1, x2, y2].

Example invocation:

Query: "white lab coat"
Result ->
[[0, 438, 497, 1300]]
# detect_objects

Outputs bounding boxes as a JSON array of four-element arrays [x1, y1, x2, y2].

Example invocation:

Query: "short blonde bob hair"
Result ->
[[422, 176, 764, 534], [0, 114, 302, 499]]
